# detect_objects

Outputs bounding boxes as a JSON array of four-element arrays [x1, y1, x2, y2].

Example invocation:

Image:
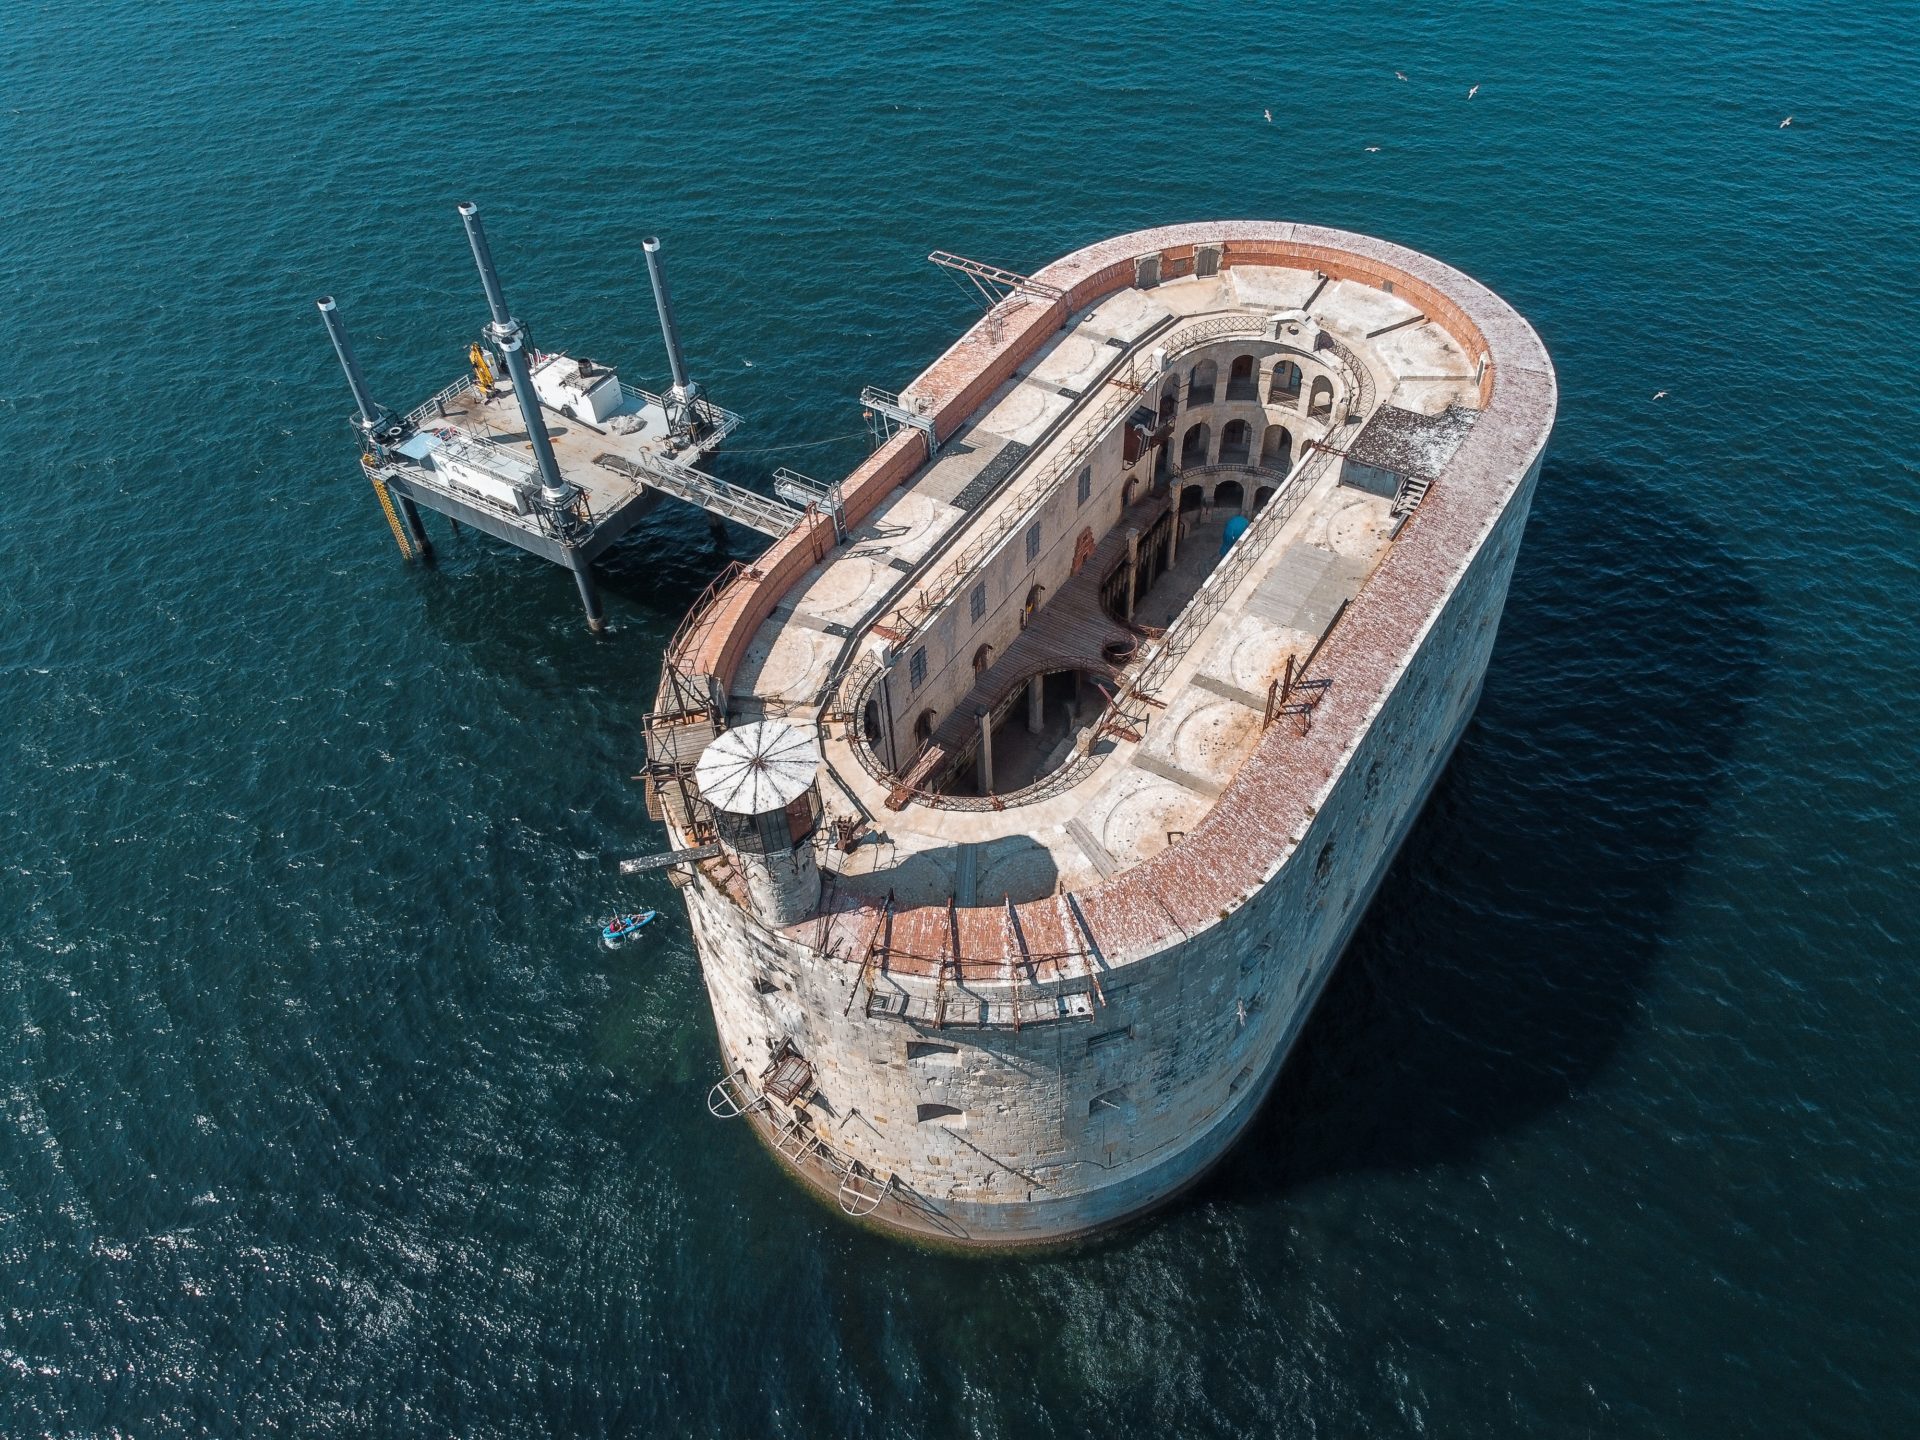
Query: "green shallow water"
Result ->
[[4, 2, 1918, 1434]]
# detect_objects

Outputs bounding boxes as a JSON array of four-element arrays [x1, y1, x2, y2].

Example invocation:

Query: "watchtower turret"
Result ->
[[693, 721, 823, 927]]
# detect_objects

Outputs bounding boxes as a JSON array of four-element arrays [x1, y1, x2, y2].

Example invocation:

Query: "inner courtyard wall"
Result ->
[[880, 333, 1356, 759]]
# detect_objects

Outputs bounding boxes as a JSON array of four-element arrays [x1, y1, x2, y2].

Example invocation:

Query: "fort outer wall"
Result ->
[[682, 449, 1539, 1245], [668, 223, 1556, 1244]]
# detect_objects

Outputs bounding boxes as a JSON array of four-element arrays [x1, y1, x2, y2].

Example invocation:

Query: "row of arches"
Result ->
[[1176, 476, 1281, 518], [1178, 420, 1295, 471], [1174, 355, 1334, 416]]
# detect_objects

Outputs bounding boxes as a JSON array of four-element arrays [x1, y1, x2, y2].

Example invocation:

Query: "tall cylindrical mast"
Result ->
[[457, 202, 571, 502], [315, 296, 386, 436], [642, 236, 695, 400]]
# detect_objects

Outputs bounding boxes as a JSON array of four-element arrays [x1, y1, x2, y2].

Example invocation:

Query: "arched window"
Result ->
[[1261, 424, 1292, 469], [1219, 419, 1252, 465], [1021, 583, 1045, 627], [1308, 376, 1334, 419], [1122, 476, 1139, 508], [1157, 390, 1178, 425], [1269, 360, 1302, 403], [863, 698, 882, 742], [1179, 422, 1211, 470], [1226, 354, 1258, 402], [972, 643, 994, 674], [1213, 479, 1245, 512], [913, 709, 936, 746], [1179, 483, 1205, 513], [1187, 359, 1217, 407], [1253, 485, 1276, 512]]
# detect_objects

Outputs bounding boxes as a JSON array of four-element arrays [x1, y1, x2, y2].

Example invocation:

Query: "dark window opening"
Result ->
[[1261, 424, 1292, 470], [1269, 360, 1302, 403], [1179, 422, 1210, 469], [1186, 359, 1217, 407], [1308, 376, 1335, 419], [1226, 353, 1258, 402]]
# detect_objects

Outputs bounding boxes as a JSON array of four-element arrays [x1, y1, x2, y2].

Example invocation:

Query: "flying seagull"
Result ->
[[1652, 390, 1668, 400], [1395, 70, 1408, 81], [1467, 83, 1481, 99], [1780, 115, 1793, 127], [1264, 108, 1272, 122], [1365, 145, 1381, 152]]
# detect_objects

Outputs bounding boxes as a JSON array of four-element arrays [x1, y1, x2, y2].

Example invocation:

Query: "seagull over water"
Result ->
[[1365, 145, 1381, 152], [1395, 70, 1408, 81], [1780, 115, 1793, 127], [1467, 83, 1481, 99], [1652, 390, 1668, 400], [1264, 108, 1272, 122]]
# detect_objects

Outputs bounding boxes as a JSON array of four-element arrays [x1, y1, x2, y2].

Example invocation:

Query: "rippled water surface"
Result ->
[[5, 2, 1918, 1434]]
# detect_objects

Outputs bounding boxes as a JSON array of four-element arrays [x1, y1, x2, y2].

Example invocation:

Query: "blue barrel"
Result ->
[[1221, 514, 1250, 555]]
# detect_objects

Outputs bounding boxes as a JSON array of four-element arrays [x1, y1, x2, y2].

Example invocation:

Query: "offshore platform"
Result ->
[[316, 203, 808, 631]]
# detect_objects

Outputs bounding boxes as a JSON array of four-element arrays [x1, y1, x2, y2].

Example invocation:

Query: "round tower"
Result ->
[[693, 721, 823, 927]]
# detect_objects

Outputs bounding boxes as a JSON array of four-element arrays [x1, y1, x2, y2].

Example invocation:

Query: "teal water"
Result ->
[[5, 2, 1918, 1434]]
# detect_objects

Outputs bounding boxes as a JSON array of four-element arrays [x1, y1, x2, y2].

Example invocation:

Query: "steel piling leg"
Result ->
[[570, 553, 606, 633], [396, 494, 434, 561]]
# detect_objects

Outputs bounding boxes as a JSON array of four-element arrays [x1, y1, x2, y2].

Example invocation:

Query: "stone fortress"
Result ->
[[642, 222, 1556, 1245]]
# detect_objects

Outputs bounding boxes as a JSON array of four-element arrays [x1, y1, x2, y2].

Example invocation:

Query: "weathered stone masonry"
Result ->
[[662, 222, 1556, 1245]]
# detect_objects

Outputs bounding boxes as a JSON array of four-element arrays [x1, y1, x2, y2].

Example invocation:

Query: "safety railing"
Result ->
[[596, 450, 800, 538], [886, 313, 1275, 650], [403, 375, 478, 428], [617, 382, 743, 447], [1319, 332, 1375, 421], [1109, 443, 1338, 717], [833, 313, 1372, 807]]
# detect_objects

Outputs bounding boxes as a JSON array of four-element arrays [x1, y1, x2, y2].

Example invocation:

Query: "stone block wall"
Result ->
[[687, 456, 1541, 1245]]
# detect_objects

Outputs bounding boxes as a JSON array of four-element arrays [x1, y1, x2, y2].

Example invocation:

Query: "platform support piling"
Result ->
[[369, 476, 415, 560], [319, 295, 437, 564], [396, 493, 434, 561], [457, 203, 574, 509], [976, 710, 995, 793], [1026, 675, 1045, 736], [569, 552, 606, 633], [643, 236, 705, 440]]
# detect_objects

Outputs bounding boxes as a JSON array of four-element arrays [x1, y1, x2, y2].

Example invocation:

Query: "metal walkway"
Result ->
[[594, 451, 804, 539]]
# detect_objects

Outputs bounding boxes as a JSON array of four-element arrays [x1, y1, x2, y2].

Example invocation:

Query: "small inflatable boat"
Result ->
[[600, 911, 658, 949]]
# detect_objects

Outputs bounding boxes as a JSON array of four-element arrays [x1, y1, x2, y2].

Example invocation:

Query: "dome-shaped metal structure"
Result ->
[[694, 721, 823, 858]]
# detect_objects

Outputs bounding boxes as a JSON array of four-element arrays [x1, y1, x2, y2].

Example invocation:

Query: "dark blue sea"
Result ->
[[5, 2, 1918, 1434]]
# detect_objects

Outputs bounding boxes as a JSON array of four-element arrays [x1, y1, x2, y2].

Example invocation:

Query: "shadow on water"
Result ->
[[1195, 461, 1772, 1203], [399, 504, 730, 674]]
